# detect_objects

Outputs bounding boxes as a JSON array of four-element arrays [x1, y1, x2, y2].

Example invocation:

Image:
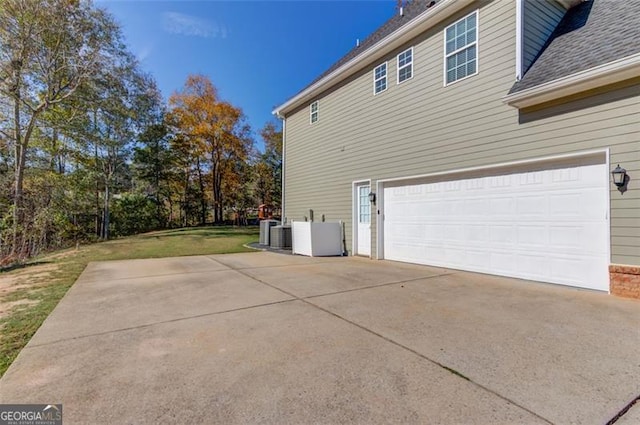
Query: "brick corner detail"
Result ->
[[609, 264, 640, 300]]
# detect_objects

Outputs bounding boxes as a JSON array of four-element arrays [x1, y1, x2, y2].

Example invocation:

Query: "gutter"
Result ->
[[272, 0, 474, 117], [503, 53, 640, 108], [281, 118, 286, 223]]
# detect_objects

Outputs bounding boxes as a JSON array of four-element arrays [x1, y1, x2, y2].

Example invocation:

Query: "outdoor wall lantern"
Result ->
[[611, 164, 628, 193], [368, 191, 377, 204]]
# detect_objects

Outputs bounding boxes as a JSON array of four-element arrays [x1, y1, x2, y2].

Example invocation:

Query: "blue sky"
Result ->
[[98, 0, 397, 150]]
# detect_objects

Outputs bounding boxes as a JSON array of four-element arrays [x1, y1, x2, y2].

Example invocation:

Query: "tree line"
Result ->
[[0, 0, 281, 265]]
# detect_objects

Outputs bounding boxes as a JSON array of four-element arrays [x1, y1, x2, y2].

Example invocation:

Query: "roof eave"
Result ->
[[556, 0, 584, 10], [272, 0, 475, 118], [503, 53, 640, 109]]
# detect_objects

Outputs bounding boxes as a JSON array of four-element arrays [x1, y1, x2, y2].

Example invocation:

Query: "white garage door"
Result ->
[[383, 163, 609, 291]]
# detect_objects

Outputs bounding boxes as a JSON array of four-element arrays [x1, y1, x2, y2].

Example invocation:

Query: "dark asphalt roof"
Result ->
[[510, 0, 640, 94], [294, 0, 639, 101], [302, 0, 440, 91]]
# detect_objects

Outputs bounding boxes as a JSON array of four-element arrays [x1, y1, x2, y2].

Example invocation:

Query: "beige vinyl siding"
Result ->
[[522, 0, 565, 73], [283, 0, 640, 266]]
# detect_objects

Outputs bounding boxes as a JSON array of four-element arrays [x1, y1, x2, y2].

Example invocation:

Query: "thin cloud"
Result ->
[[162, 12, 227, 38], [137, 45, 153, 62]]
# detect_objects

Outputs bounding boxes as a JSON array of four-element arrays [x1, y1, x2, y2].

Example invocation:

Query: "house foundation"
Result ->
[[610, 264, 640, 300]]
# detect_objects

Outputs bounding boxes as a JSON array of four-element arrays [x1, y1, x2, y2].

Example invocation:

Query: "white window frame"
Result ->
[[396, 47, 413, 84], [443, 10, 479, 86], [373, 62, 388, 95], [310, 101, 319, 124]]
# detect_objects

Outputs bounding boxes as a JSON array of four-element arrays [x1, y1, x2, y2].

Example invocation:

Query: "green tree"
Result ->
[[254, 121, 282, 208], [87, 64, 160, 240], [133, 123, 176, 226], [110, 193, 158, 237], [0, 0, 162, 261], [0, 0, 123, 255]]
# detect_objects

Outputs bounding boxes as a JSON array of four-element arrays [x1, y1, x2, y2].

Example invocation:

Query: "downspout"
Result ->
[[515, 0, 524, 80], [280, 115, 286, 223]]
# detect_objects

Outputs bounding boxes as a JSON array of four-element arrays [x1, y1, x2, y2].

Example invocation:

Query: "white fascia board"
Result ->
[[503, 53, 640, 109], [515, 0, 524, 80], [272, 0, 474, 117], [376, 148, 607, 184]]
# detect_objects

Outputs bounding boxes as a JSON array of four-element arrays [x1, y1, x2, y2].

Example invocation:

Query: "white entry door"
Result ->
[[383, 162, 609, 291], [356, 184, 371, 256]]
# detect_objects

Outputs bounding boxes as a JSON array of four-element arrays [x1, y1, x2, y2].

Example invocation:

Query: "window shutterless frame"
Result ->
[[373, 62, 387, 95], [397, 47, 413, 84], [310, 101, 319, 124], [443, 10, 479, 86]]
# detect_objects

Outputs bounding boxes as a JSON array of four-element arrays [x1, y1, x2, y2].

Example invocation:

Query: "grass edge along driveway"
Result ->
[[0, 226, 259, 377]]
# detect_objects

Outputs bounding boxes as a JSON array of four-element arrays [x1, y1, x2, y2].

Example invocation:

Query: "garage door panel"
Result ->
[[519, 172, 544, 186], [517, 225, 548, 247], [465, 225, 487, 242], [491, 252, 518, 274], [550, 256, 586, 283], [517, 195, 547, 215], [549, 226, 582, 248], [466, 250, 492, 269], [489, 197, 516, 215], [383, 163, 609, 291], [465, 198, 489, 214], [490, 225, 516, 244], [549, 193, 581, 215], [512, 253, 546, 278], [550, 190, 604, 219]]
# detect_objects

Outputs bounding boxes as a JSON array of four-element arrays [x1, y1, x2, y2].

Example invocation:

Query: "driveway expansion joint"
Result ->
[[25, 298, 297, 349], [302, 272, 454, 299], [301, 298, 555, 425], [230, 265, 554, 425], [204, 256, 349, 271]]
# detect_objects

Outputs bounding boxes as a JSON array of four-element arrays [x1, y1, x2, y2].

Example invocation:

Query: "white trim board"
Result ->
[[352, 179, 372, 257], [504, 53, 640, 108], [376, 149, 609, 185], [515, 0, 524, 81]]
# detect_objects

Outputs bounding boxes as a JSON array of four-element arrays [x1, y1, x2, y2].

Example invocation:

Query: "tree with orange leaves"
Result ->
[[168, 74, 252, 223]]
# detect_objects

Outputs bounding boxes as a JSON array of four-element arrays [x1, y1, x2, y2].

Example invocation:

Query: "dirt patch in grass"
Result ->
[[0, 263, 61, 320], [0, 300, 39, 321]]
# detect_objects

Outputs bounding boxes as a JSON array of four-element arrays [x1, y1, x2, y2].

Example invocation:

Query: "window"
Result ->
[[373, 62, 387, 94], [397, 47, 413, 84], [445, 11, 478, 85], [310, 101, 319, 123], [358, 186, 370, 224]]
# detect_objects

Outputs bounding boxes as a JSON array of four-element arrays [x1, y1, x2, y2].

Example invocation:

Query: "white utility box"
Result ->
[[291, 221, 342, 257]]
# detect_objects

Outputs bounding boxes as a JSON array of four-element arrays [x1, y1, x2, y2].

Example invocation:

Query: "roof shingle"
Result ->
[[510, 0, 640, 94]]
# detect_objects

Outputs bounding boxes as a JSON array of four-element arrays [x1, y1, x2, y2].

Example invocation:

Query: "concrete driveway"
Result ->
[[1, 252, 638, 424]]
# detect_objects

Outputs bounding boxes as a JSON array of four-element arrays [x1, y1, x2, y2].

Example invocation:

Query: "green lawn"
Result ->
[[0, 226, 259, 378]]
